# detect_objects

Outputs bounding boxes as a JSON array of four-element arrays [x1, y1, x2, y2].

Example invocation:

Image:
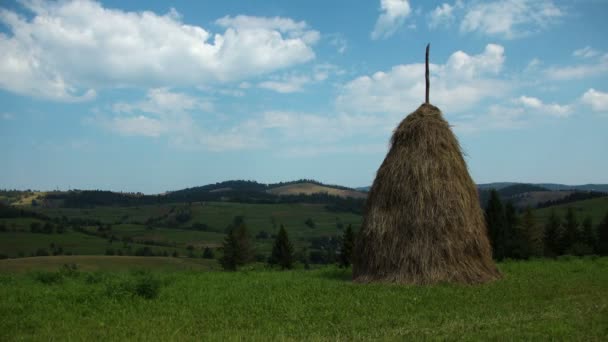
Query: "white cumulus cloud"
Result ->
[[517, 96, 571, 117], [0, 0, 319, 101], [371, 0, 411, 40], [460, 0, 563, 39], [337, 44, 508, 115], [581, 88, 608, 112], [428, 1, 463, 29]]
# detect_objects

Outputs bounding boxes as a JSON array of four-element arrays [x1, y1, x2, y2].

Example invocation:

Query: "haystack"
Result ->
[[352, 45, 500, 285]]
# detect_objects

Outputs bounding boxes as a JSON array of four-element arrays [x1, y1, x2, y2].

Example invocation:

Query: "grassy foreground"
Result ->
[[1, 258, 607, 340]]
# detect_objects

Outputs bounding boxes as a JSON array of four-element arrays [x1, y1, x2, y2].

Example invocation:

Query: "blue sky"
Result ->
[[1, 0, 607, 193]]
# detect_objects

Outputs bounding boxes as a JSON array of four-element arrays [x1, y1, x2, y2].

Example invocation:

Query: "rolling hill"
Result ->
[[268, 182, 367, 199]]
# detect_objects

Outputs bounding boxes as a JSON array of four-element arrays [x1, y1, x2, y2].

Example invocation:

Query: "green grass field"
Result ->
[[0, 257, 606, 340]]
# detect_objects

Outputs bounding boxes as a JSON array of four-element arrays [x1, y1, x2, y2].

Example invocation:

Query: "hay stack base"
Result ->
[[353, 103, 500, 285]]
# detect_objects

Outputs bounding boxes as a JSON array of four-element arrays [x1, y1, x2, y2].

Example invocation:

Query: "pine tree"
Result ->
[[597, 211, 608, 256], [485, 189, 505, 260], [581, 216, 596, 254], [561, 207, 580, 255], [543, 210, 562, 257], [504, 202, 519, 259], [219, 222, 253, 271], [268, 225, 294, 269], [519, 207, 543, 258], [339, 224, 355, 268]]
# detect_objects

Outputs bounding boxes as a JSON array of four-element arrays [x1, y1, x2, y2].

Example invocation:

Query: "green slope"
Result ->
[[534, 196, 608, 224]]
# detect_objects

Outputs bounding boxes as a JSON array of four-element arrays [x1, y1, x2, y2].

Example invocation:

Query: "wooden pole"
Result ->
[[425, 43, 430, 104]]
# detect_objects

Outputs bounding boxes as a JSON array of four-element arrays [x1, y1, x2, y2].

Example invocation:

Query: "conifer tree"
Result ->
[[561, 207, 580, 254], [543, 210, 562, 257], [269, 225, 294, 269], [219, 222, 253, 271], [339, 224, 355, 268], [519, 207, 542, 258], [581, 216, 596, 253], [485, 189, 505, 260], [504, 202, 519, 259], [597, 211, 608, 256]]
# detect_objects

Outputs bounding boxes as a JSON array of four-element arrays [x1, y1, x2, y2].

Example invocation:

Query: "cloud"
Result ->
[[337, 44, 508, 115], [1, 112, 14, 120], [258, 75, 311, 93], [428, 1, 463, 29], [460, 0, 563, 39], [107, 116, 166, 137], [545, 54, 608, 80], [573, 46, 600, 59], [371, 0, 411, 40], [257, 64, 341, 93], [327, 34, 348, 54], [581, 88, 608, 112], [0, 1, 319, 101], [517, 96, 572, 117], [451, 104, 526, 134], [113, 88, 213, 115]]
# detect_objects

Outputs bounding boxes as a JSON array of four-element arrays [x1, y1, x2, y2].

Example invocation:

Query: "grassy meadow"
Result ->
[[0, 257, 606, 340], [1, 201, 362, 258]]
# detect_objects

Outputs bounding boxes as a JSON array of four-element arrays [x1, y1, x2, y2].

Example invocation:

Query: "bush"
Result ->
[[202, 247, 214, 259], [35, 248, 49, 257], [33, 271, 64, 285], [133, 273, 161, 299], [104, 272, 161, 300]]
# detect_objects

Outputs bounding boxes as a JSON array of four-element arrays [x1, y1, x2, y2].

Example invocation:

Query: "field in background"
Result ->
[[0, 256, 217, 272], [0, 258, 606, 340], [0, 201, 362, 258], [2, 197, 607, 261], [268, 182, 367, 199], [535, 197, 608, 224]]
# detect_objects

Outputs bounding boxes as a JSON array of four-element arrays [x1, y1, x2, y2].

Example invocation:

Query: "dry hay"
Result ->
[[353, 103, 500, 285]]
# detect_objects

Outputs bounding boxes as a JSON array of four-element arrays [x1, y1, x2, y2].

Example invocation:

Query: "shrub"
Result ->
[[104, 272, 161, 300], [33, 271, 64, 285], [35, 248, 49, 256], [133, 273, 161, 299], [202, 247, 214, 259]]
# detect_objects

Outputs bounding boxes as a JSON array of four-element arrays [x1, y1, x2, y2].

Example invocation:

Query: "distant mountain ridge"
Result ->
[[357, 183, 608, 193], [477, 182, 608, 192]]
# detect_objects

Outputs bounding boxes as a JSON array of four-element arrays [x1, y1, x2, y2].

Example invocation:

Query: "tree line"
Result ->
[[485, 189, 608, 260], [219, 217, 356, 271]]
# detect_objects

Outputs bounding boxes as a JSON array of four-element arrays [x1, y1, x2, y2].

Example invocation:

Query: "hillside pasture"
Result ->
[[267, 182, 367, 199], [535, 197, 608, 224]]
